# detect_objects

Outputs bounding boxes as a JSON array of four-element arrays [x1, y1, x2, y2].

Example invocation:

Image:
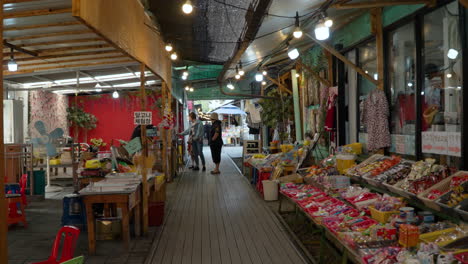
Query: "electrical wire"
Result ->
[[212, 0, 318, 19]]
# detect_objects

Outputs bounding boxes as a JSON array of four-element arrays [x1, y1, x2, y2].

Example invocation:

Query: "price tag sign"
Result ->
[[134, 111, 152, 125]]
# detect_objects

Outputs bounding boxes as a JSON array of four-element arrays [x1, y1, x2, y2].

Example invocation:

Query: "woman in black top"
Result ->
[[209, 113, 223, 174]]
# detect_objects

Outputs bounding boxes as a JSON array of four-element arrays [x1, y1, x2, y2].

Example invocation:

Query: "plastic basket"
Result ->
[[419, 228, 457, 247], [346, 154, 384, 177], [384, 181, 413, 199], [369, 206, 399, 224]]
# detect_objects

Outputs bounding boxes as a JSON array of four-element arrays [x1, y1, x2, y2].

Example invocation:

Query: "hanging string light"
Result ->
[[8, 48, 18, 72], [287, 43, 300, 60], [165, 43, 173, 52], [293, 11, 303, 39], [170, 52, 178, 60], [238, 62, 245, 76], [182, 0, 193, 14], [315, 21, 330, 40], [235, 66, 241, 79], [112, 90, 119, 99]]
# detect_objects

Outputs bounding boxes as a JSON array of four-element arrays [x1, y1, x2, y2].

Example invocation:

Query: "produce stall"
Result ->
[[246, 140, 468, 264]]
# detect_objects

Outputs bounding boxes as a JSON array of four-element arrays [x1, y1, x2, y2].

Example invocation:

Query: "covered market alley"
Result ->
[[2, 0, 468, 264]]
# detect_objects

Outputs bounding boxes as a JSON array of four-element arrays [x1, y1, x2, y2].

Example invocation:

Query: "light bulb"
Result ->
[[324, 18, 333, 28], [447, 49, 459, 60], [96, 88, 102, 92], [189, 87, 194, 92], [183, 70, 189, 76], [374, 73, 378, 80], [255, 73, 263, 82], [239, 69, 245, 76], [8, 59, 18, 72], [293, 28, 303, 39], [165, 43, 173, 52], [182, 0, 193, 14], [314, 22, 330, 40], [293, 11, 302, 39], [288, 47, 300, 60], [408, 82, 413, 87], [185, 86, 190, 91], [112, 91, 119, 99], [261, 81, 266, 85], [181, 75, 187, 80], [227, 83, 234, 90], [447, 73, 452, 79], [296, 73, 300, 78], [262, 70, 267, 76], [235, 74, 241, 79], [170, 52, 178, 60]]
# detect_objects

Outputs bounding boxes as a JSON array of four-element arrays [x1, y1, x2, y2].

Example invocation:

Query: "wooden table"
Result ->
[[80, 183, 141, 254]]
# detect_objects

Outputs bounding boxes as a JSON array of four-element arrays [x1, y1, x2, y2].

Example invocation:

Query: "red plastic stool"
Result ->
[[6, 194, 27, 227], [20, 173, 28, 206], [32, 226, 81, 264]]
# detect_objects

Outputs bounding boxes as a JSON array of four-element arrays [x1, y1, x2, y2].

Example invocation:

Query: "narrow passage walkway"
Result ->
[[146, 151, 307, 264]]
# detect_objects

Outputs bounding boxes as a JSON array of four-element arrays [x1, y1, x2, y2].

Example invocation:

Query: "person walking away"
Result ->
[[179, 112, 206, 171], [209, 113, 223, 174]]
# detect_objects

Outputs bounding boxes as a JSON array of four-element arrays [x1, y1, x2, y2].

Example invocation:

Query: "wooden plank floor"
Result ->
[[147, 150, 307, 264]]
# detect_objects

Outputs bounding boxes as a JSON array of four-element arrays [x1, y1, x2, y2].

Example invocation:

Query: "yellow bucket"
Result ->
[[336, 154, 356, 175]]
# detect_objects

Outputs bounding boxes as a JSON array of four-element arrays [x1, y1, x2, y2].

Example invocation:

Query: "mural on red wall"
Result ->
[[29, 90, 68, 138], [69, 92, 162, 150]]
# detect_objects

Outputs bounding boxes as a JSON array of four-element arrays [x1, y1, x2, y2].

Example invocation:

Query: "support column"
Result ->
[[139, 63, 149, 235], [291, 69, 303, 142], [0, 0, 8, 261], [336, 44, 347, 146], [371, 8, 385, 91]]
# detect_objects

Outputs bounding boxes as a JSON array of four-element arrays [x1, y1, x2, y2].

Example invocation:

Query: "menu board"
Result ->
[[421, 132, 461, 157]]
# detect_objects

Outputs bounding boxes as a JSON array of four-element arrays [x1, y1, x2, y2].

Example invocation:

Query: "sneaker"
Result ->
[[202, 166, 206, 171], [188, 166, 194, 169], [210, 170, 220, 175], [193, 167, 200, 171]]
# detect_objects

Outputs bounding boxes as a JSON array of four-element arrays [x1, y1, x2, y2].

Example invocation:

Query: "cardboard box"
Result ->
[[150, 182, 166, 202], [96, 217, 121, 240]]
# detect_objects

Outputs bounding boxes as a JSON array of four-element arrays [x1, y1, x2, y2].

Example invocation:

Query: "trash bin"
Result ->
[[28, 170, 45, 195], [262, 180, 279, 201], [148, 202, 165, 226]]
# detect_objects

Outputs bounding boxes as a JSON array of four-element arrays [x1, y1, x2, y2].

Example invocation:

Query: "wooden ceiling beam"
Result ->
[[14, 38, 103, 48], [297, 60, 331, 87], [4, 44, 113, 57], [6, 29, 92, 41], [4, 21, 81, 31], [4, 8, 71, 19], [332, 0, 433, 9], [4, 59, 134, 76], [15, 55, 128, 67], [2, 50, 121, 62], [4, 0, 42, 3], [265, 75, 292, 95]]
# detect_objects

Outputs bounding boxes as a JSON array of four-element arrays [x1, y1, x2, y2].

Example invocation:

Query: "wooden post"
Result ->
[[305, 32, 379, 86], [0, 0, 8, 261], [325, 51, 334, 85], [139, 63, 149, 235], [371, 8, 384, 91], [461, 0, 468, 8]]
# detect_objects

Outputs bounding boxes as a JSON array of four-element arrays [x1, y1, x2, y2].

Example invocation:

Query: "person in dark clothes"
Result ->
[[204, 122, 211, 141], [209, 113, 223, 174]]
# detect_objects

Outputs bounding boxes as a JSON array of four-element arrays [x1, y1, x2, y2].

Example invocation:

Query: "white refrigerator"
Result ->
[[4, 100, 24, 144]]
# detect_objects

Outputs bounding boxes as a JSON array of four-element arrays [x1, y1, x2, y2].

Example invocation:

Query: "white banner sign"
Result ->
[[134, 111, 152, 125], [421, 131, 461, 157]]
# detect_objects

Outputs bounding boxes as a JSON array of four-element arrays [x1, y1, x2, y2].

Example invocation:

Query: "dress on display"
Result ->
[[362, 89, 391, 151]]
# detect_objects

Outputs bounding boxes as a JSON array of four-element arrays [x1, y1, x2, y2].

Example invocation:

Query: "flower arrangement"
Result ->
[[160, 103, 174, 130], [90, 138, 107, 152]]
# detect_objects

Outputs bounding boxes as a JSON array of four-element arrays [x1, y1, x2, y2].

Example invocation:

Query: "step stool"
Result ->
[[7, 194, 27, 227]]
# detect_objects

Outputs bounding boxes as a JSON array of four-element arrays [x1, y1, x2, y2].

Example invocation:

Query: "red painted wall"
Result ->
[[69, 93, 162, 150]]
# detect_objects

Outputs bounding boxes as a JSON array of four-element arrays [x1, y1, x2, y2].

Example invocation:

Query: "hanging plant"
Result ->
[[67, 106, 98, 141]]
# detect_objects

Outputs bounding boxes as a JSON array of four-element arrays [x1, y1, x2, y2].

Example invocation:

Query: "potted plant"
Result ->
[[67, 106, 98, 142]]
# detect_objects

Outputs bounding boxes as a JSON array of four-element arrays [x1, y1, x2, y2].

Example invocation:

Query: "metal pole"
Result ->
[[291, 69, 302, 142]]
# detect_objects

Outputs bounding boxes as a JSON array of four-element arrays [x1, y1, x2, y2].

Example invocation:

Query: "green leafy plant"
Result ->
[[67, 106, 97, 129], [258, 89, 294, 141]]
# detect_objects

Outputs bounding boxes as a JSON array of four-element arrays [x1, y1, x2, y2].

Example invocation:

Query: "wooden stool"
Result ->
[[7, 194, 27, 227]]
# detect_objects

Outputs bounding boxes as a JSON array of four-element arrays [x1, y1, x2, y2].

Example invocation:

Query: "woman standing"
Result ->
[[209, 113, 223, 174]]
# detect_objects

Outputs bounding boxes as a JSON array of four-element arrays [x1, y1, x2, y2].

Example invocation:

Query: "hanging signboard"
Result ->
[[421, 131, 461, 157], [124, 137, 142, 155], [134, 111, 152, 125]]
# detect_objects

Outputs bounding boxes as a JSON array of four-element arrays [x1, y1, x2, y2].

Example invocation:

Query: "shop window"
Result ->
[[421, 2, 461, 169], [357, 41, 377, 148], [388, 22, 416, 157]]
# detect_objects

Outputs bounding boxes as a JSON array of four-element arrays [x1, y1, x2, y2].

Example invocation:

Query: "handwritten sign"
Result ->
[[390, 135, 415, 156], [134, 111, 152, 125], [124, 137, 142, 155], [422, 132, 461, 157]]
